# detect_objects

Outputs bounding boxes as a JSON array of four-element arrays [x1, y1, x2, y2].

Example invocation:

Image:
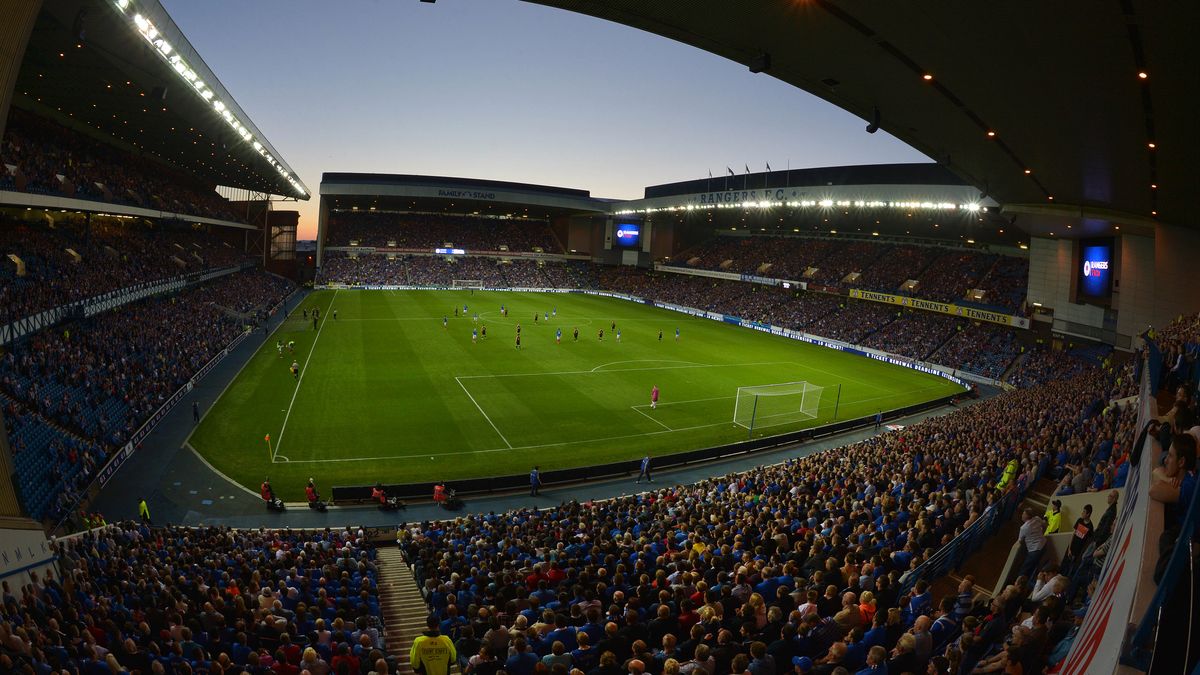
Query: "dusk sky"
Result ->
[[162, 0, 927, 239]]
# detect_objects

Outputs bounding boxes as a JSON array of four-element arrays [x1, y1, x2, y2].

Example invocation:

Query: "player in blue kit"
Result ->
[[556, 328, 562, 344]]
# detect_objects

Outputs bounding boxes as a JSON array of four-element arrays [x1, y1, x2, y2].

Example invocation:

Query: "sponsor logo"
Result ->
[[1083, 259, 1109, 277]]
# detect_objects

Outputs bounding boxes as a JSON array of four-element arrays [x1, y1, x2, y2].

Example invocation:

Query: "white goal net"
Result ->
[[452, 279, 484, 289], [733, 381, 825, 431]]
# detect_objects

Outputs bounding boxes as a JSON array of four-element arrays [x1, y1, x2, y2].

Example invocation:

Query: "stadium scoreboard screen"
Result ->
[[1076, 237, 1115, 304], [614, 223, 641, 248]]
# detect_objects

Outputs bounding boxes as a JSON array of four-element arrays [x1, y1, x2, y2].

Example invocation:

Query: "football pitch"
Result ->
[[189, 290, 964, 496]]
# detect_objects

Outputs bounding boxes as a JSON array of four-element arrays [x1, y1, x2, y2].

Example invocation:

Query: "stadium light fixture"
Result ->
[[1137, 71, 1148, 79], [112, 1, 307, 198]]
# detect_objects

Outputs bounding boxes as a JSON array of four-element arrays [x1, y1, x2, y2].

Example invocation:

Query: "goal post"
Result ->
[[733, 381, 834, 435], [452, 279, 484, 289]]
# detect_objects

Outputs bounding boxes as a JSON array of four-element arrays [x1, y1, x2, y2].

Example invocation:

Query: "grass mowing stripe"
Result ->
[[273, 290, 337, 460]]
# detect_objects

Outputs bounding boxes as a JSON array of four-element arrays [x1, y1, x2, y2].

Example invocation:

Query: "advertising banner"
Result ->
[[846, 289, 1030, 329]]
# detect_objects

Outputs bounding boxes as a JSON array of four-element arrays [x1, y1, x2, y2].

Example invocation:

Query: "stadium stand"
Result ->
[[0, 523, 389, 675], [670, 235, 1028, 314], [859, 312, 961, 362], [0, 218, 251, 326], [930, 323, 1021, 381], [322, 253, 595, 290], [1005, 347, 1097, 390], [0, 270, 292, 521], [1, 111, 244, 223], [325, 213, 562, 253]]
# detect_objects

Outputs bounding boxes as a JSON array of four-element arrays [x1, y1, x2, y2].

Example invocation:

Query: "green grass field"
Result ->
[[189, 290, 963, 496]]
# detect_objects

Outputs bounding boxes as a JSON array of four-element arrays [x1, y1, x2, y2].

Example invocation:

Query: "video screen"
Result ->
[[1078, 238, 1114, 302], [614, 223, 641, 248]]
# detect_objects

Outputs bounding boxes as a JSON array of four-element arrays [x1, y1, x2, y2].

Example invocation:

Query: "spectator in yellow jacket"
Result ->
[[411, 614, 456, 675], [1044, 499, 1063, 534]]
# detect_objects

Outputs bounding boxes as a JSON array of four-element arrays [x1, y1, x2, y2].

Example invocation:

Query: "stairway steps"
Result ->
[[375, 547, 433, 675]]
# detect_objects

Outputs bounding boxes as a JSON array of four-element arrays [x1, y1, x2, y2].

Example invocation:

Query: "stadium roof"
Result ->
[[526, 0, 1199, 231], [321, 172, 610, 219], [644, 162, 966, 199], [13, 0, 308, 199]]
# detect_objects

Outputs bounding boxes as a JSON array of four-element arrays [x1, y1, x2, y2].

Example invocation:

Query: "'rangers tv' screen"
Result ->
[[614, 223, 641, 248], [1078, 238, 1114, 302]]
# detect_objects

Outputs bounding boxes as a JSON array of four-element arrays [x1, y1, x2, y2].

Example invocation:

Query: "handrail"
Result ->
[[897, 471, 1033, 595], [1120, 433, 1200, 670], [0, 262, 251, 345]]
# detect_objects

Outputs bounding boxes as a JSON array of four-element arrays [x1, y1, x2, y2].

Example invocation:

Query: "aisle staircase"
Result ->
[[376, 547, 434, 675], [929, 476, 1059, 603]]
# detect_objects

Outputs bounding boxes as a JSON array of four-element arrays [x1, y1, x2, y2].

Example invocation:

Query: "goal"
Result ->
[[452, 279, 484, 289], [733, 381, 829, 432]]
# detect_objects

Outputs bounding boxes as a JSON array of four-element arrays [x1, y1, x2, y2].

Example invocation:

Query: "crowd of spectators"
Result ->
[[908, 252, 998, 308], [321, 254, 595, 290], [401, 361, 1134, 675], [1005, 348, 1094, 390], [326, 213, 562, 253], [0, 523, 390, 675], [973, 257, 1030, 314], [807, 241, 888, 286], [0, 271, 290, 521], [860, 313, 962, 362], [0, 219, 250, 326], [670, 235, 1029, 314], [199, 272, 295, 316], [1154, 313, 1200, 395], [671, 237, 839, 281], [931, 324, 1021, 381], [849, 245, 943, 296], [1, 110, 242, 222]]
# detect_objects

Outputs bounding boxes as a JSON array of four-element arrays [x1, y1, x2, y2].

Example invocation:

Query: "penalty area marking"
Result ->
[[631, 406, 673, 431], [591, 359, 704, 372], [455, 376, 513, 449]]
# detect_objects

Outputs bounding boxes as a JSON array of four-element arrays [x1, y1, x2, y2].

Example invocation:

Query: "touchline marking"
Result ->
[[455, 376, 513, 449], [591, 359, 703, 372], [182, 442, 261, 498], [273, 289, 337, 461], [457, 361, 793, 380], [631, 405, 673, 431]]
